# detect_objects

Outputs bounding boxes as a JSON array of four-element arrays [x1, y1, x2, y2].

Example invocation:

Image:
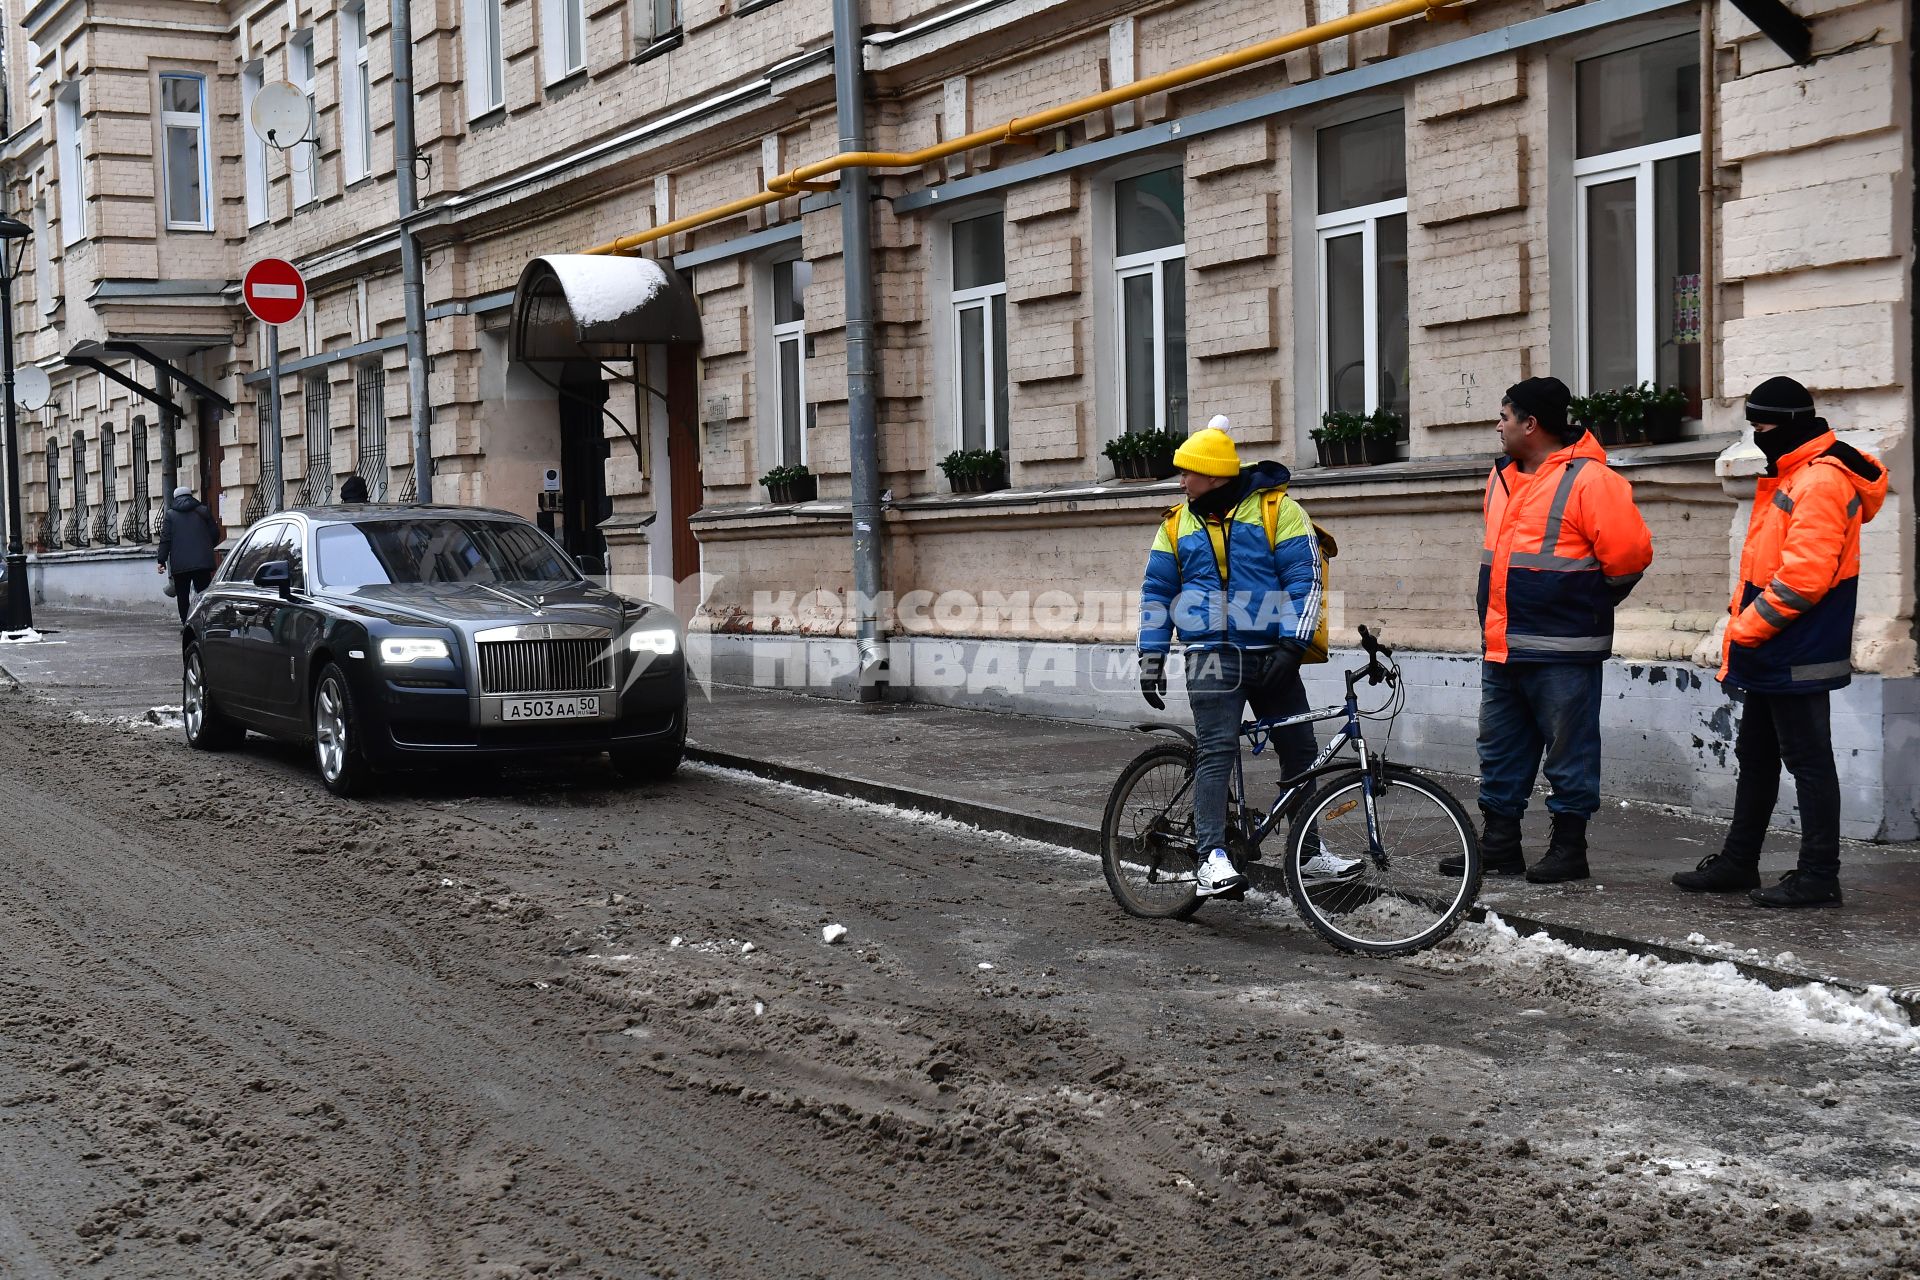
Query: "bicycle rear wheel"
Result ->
[[1284, 765, 1478, 956], [1101, 743, 1204, 920]]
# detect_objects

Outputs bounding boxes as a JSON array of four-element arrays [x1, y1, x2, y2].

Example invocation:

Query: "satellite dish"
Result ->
[[13, 366, 50, 411], [249, 82, 312, 150]]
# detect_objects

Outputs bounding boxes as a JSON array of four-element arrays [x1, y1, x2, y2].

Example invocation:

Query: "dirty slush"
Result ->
[[1, 686, 1915, 1279]]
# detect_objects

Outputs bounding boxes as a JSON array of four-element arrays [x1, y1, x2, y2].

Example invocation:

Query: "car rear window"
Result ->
[[316, 519, 577, 588]]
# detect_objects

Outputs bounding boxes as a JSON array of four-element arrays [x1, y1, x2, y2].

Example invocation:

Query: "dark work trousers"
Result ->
[[1723, 689, 1841, 878], [172, 569, 212, 624]]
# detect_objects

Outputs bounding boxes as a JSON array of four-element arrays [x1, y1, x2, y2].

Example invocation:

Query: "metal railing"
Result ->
[[355, 363, 388, 501]]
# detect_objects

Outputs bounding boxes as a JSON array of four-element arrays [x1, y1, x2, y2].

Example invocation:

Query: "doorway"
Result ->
[[557, 360, 611, 566]]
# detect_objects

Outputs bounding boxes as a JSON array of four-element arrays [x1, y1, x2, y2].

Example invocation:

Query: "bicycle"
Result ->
[[1100, 626, 1480, 956]]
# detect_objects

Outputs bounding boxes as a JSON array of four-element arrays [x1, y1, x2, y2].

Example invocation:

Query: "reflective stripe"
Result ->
[[1790, 660, 1853, 682], [1752, 595, 1790, 628], [1509, 552, 1600, 571], [1504, 632, 1612, 654], [1771, 490, 1795, 514], [1768, 578, 1817, 612], [1537, 458, 1589, 554], [1480, 548, 1495, 566]]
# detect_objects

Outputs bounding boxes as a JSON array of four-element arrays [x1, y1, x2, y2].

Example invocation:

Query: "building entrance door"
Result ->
[[665, 345, 703, 587], [558, 361, 611, 568]]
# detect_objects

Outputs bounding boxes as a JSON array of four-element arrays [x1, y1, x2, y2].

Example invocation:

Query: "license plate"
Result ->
[[498, 695, 600, 722]]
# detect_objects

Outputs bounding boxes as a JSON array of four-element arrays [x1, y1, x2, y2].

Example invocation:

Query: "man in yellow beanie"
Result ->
[[1138, 415, 1358, 897]]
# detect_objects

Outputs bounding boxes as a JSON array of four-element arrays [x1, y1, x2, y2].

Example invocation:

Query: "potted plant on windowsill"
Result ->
[[759, 463, 818, 505], [939, 447, 1010, 494], [1102, 428, 1182, 480], [1312, 409, 1400, 467]]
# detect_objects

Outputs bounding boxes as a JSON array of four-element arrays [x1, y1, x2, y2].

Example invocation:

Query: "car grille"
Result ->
[[477, 638, 614, 695]]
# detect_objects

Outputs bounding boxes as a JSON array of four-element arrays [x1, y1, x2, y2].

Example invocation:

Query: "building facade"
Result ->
[[0, 0, 1914, 834]]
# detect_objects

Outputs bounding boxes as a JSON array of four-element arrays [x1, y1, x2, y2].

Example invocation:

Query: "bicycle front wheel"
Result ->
[[1284, 766, 1479, 956], [1100, 743, 1204, 920]]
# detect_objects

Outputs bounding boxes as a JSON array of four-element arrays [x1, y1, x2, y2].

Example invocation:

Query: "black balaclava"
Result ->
[[1746, 376, 1826, 472], [1190, 469, 1252, 520]]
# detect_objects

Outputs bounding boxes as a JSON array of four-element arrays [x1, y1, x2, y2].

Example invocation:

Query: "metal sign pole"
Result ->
[[266, 323, 284, 514]]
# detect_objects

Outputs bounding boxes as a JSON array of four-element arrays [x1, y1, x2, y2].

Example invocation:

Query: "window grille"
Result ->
[[66, 429, 89, 547], [123, 416, 150, 541], [355, 363, 388, 500], [42, 435, 62, 549], [96, 426, 119, 545], [300, 375, 333, 504]]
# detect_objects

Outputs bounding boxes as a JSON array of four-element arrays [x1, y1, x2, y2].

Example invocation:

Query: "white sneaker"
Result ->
[[1196, 850, 1248, 898], [1298, 849, 1365, 884]]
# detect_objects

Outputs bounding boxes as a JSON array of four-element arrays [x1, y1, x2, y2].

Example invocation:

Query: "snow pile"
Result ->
[[822, 924, 848, 945], [1433, 913, 1920, 1053], [0, 627, 45, 644]]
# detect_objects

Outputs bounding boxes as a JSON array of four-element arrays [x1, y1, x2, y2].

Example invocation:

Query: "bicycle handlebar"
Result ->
[[1352, 625, 1397, 688]]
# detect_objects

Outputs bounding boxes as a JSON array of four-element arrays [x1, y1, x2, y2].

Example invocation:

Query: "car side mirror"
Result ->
[[253, 560, 292, 599], [574, 553, 606, 577]]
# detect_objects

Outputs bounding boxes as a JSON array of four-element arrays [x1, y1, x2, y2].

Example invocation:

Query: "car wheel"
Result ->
[[312, 663, 374, 798], [182, 644, 245, 751]]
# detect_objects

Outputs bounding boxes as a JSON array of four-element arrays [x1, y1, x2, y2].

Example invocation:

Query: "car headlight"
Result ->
[[627, 628, 677, 656], [379, 637, 451, 664]]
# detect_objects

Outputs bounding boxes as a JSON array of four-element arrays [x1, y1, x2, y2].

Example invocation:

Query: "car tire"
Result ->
[[312, 663, 374, 798], [182, 644, 245, 751], [610, 709, 686, 782]]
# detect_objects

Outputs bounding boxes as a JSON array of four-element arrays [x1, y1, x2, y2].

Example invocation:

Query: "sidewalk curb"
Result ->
[[686, 742, 1919, 1014]]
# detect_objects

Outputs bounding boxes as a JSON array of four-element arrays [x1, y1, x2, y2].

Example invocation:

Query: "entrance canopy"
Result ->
[[510, 255, 703, 363]]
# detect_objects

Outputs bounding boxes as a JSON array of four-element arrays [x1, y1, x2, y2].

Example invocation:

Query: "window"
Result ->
[[638, 0, 680, 44], [343, 4, 372, 181], [1315, 110, 1409, 431], [159, 74, 211, 230], [771, 258, 810, 466], [302, 374, 334, 503], [69, 429, 90, 546], [289, 30, 317, 207], [55, 84, 83, 245], [355, 362, 388, 499], [1113, 167, 1186, 436], [949, 212, 1008, 454], [98, 427, 119, 545], [129, 416, 151, 542], [33, 198, 55, 314], [1574, 34, 1701, 407], [225, 522, 287, 584], [464, 0, 506, 116], [544, 0, 587, 82], [44, 435, 62, 548], [243, 63, 268, 225]]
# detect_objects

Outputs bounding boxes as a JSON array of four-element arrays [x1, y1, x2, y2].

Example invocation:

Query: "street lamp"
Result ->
[[0, 212, 31, 632]]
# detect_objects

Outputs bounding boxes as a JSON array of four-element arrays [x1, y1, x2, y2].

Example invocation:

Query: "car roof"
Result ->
[[282, 504, 530, 526]]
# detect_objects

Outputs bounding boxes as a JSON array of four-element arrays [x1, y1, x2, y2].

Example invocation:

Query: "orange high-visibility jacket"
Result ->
[[1478, 432, 1653, 663], [1720, 430, 1887, 694]]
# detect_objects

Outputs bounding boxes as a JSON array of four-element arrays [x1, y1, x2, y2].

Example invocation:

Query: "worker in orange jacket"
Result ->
[[1447, 377, 1653, 886], [1673, 378, 1887, 908]]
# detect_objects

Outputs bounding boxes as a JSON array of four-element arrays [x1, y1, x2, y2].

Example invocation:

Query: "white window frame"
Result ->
[[1572, 132, 1699, 394], [342, 3, 372, 181], [543, 0, 588, 83], [636, 0, 680, 46], [948, 214, 1008, 455], [289, 29, 317, 207], [55, 84, 84, 246], [464, 0, 506, 117], [1113, 240, 1184, 436], [33, 197, 56, 315], [1314, 194, 1407, 416], [159, 73, 212, 231], [242, 62, 268, 226], [771, 258, 808, 467]]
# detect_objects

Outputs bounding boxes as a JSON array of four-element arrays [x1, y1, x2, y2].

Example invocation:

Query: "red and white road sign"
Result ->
[[243, 258, 307, 326]]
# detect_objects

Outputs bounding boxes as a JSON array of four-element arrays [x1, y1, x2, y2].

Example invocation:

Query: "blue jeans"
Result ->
[[1187, 648, 1318, 854], [1476, 660, 1603, 818]]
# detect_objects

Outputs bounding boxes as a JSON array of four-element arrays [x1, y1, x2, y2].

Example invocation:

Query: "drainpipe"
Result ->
[[833, 0, 886, 700], [388, 0, 433, 503]]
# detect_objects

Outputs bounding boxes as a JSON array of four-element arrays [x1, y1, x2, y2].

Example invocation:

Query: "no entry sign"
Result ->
[[243, 258, 307, 326]]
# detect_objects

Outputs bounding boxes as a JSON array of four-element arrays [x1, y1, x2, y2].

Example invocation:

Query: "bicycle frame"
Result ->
[[1230, 688, 1380, 852]]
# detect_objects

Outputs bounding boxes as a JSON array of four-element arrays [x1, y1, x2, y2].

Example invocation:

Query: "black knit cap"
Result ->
[[1745, 376, 1817, 426], [1505, 376, 1574, 439]]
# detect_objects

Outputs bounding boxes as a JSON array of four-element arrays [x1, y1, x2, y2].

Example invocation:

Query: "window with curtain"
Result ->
[[1315, 110, 1409, 436], [1112, 166, 1187, 437], [1574, 34, 1702, 410], [949, 212, 1009, 455]]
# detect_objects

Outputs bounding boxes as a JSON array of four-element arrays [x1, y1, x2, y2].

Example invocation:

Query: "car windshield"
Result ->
[[315, 518, 579, 589]]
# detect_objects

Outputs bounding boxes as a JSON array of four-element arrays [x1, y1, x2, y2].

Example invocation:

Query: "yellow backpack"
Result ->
[[1161, 488, 1337, 664]]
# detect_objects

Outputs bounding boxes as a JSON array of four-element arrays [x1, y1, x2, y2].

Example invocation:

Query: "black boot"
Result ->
[[1672, 852, 1761, 893], [1525, 813, 1590, 883], [1749, 869, 1842, 909], [1441, 807, 1523, 876]]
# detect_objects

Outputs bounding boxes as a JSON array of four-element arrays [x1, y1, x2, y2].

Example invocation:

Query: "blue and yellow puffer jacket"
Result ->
[[1139, 461, 1323, 656]]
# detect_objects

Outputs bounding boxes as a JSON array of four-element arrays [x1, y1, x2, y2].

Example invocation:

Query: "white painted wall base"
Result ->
[[697, 633, 1919, 842], [28, 549, 180, 618]]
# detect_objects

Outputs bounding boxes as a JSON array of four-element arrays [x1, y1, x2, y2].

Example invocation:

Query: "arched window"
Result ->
[[97, 425, 120, 545], [42, 434, 62, 549], [68, 429, 90, 547], [126, 416, 151, 542]]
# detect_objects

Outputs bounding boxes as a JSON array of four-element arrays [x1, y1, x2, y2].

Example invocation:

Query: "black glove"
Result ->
[[1139, 652, 1166, 710], [1254, 642, 1305, 691]]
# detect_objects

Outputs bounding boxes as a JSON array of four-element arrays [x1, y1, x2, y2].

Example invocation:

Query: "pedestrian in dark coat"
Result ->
[[157, 485, 219, 623]]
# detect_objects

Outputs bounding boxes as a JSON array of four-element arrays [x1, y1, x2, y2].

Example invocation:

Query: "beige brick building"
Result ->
[[0, 0, 1913, 833]]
